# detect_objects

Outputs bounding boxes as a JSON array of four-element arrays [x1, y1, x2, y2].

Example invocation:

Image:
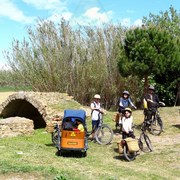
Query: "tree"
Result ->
[[117, 25, 179, 102], [143, 6, 180, 105], [6, 18, 139, 108]]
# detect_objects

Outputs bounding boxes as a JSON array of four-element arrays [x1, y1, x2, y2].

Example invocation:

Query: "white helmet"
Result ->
[[94, 94, 101, 99]]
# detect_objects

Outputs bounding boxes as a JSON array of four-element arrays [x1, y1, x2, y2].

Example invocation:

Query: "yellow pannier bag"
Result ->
[[117, 142, 123, 154], [125, 137, 139, 152]]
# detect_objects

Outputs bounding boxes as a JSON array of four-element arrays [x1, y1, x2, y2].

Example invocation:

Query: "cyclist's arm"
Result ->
[[119, 97, 124, 107], [128, 98, 137, 109]]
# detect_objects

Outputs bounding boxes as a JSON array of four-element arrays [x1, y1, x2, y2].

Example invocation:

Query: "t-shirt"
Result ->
[[119, 97, 135, 108], [122, 116, 133, 133], [90, 101, 101, 121], [78, 124, 84, 132]]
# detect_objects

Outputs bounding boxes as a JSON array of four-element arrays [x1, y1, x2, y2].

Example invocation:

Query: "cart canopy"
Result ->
[[63, 109, 86, 125]]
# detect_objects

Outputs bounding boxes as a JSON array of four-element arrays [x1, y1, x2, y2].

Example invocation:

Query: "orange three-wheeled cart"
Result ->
[[54, 109, 88, 157]]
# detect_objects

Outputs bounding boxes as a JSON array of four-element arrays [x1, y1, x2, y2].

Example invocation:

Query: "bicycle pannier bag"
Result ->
[[125, 138, 139, 152], [117, 142, 123, 154]]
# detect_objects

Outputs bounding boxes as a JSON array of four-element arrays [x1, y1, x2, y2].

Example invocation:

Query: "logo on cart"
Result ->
[[71, 132, 76, 137], [68, 142, 78, 145]]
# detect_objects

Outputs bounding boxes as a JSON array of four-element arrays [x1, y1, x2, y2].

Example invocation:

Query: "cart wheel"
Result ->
[[57, 150, 62, 156], [82, 151, 87, 157]]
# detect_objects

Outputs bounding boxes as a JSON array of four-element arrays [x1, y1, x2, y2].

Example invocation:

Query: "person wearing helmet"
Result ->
[[118, 90, 137, 113], [116, 90, 136, 132], [90, 94, 104, 140], [121, 108, 135, 139], [143, 85, 160, 122]]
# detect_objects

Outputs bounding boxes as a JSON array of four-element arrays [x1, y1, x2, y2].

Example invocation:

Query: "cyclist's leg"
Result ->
[[91, 120, 99, 140], [147, 109, 153, 123]]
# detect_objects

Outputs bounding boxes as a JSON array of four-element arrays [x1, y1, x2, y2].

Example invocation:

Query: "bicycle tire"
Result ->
[[144, 134, 153, 151], [123, 144, 136, 161], [150, 117, 163, 136], [52, 128, 58, 146], [139, 133, 153, 152], [95, 124, 113, 145]]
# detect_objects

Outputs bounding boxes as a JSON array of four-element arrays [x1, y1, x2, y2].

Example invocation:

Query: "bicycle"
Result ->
[[87, 113, 113, 145], [118, 124, 152, 161], [119, 137, 139, 161], [52, 124, 59, 146], [144, 101, 165, 136], [138, 122, 153, 152]]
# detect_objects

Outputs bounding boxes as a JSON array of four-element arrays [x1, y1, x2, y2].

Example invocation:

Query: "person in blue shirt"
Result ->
[[115, 91, 136, 132], [118, 90, 137, 113]]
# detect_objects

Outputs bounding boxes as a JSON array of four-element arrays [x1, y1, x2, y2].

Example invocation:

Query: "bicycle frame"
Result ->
[[143, 104, 163, 136]]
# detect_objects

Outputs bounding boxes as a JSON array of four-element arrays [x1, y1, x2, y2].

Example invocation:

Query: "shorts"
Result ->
[[92, 120, 100, 131]]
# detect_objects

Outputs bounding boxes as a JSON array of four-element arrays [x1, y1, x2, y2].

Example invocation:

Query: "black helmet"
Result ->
[[148, 85, 155, 91], [123, 90, 130, 96]]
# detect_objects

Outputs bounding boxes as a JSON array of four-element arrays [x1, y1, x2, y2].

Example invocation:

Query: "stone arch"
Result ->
[[0, 92, 47, 129]]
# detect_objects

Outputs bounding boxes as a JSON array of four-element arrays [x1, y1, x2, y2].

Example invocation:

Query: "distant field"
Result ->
[[0, 86, 16, 92]]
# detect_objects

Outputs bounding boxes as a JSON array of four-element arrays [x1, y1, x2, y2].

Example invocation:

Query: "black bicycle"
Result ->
[[144, 102, 165, 136], [138, 121, 153, 152]]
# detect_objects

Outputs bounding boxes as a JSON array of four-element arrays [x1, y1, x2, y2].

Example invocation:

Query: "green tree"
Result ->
[[143, 6, 180, 105], [117, 25, 179, 99]]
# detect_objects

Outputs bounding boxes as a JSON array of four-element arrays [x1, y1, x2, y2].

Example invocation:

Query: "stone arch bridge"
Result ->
[[0, 92, 79, 129]]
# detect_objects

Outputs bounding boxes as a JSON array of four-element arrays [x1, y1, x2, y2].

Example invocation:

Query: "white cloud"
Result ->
[[134, 19, 143, 27], [22, 0, 66, 11], [0, 1, 113, 26], [48, 12, 72, 22], [121, 18, 131, 27], [0, 0, 34, 23], [84, 7, 112, 23], [70, 7, 113, 26], [23, 0, 71, 22], [120, 18, 143, 27]]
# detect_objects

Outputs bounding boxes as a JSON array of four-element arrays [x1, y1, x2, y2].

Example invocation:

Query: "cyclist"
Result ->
[[121, 108, 135, 139], [143, 85, 159, 123], [90, 94, 104, 140], [116, 91, 136, 131]]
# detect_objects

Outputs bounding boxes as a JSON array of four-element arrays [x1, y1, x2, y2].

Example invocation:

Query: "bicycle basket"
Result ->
[[125, 138, 139, 152]]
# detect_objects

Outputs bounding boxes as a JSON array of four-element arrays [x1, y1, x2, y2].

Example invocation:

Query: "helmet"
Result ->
[[123, 90, 130, 96], [94, 94, 101, 99], [148, 85, 155, 91], [124, 107, 132, 113]]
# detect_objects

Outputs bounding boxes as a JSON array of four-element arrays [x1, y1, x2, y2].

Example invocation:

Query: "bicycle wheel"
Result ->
[[123, 144, 136, 161], [52, 128, 58, 146], [150, 117, 162, 136], [95, 124, 113, 145], [139, 133, 153, 152]]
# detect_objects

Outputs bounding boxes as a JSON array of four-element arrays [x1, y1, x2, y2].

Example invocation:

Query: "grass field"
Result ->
[[0, 92, 179, 180]]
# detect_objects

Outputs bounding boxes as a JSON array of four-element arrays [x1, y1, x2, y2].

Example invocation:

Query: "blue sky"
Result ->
[[0, 0, 179, 69]]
